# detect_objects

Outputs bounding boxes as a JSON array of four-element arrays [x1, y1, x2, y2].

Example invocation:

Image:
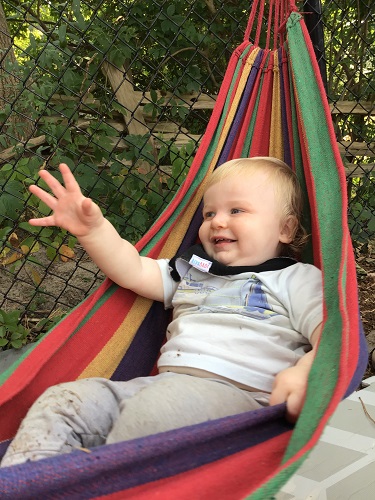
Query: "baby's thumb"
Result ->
[[286, 390, 305, 423], [81, 197, 99, 218]]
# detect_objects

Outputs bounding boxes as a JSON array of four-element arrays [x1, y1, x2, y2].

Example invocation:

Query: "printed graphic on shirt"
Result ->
[[179, 272, 216, 293], [175, 272, 279, 321], [244, 280, 278, 320]]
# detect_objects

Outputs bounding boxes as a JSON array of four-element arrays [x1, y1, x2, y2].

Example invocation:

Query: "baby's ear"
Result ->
[[279, 215, 297, 244]]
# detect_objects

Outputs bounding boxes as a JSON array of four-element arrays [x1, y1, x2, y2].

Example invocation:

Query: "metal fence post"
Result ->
[[303, 0, 328, 93]]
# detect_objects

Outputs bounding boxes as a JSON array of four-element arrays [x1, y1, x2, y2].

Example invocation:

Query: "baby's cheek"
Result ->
[[198, 225, 208, 245]]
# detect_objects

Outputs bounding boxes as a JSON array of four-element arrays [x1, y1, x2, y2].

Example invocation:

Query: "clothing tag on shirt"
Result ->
[[189, 254, 212, 273]]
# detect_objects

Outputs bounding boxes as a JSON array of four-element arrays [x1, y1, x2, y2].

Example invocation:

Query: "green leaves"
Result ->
[[348, 177, 375, 243], [0, 180, 24, 223], [0, 310, 28, 349], [160, 5, 184, 34], [58, 25, 67, 47], [72, 0, 87, 31]]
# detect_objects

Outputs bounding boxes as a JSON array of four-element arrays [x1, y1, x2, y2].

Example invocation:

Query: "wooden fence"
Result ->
[[1, 90, 373, 179]]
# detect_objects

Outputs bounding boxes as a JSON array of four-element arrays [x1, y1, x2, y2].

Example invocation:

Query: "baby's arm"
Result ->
[[29, 163, 164, 301], [269, 323, 322, 422]]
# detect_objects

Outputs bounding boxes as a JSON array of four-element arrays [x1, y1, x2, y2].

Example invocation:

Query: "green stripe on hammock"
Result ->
[[248, 12, 350, 499]]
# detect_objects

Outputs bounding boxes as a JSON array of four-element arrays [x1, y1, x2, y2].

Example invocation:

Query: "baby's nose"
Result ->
[[211, 213, 228, 228]]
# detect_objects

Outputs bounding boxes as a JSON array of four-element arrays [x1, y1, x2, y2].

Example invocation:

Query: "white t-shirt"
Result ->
[[156, 247, 323, 392]]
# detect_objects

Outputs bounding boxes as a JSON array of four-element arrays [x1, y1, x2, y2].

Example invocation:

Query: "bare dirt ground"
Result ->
[[0, 245, 105, 336], [356, 242, 375, 377]]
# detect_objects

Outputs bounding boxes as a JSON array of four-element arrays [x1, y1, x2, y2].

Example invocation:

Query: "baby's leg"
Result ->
[[0, 377, 127, 467], [107, 373, 265, 443]]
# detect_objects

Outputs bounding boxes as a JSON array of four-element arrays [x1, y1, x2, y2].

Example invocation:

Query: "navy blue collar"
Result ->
[[169, 244, 297, 282]]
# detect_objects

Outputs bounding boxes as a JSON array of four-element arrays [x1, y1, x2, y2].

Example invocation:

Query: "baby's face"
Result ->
[[198, 171, 291, 267]]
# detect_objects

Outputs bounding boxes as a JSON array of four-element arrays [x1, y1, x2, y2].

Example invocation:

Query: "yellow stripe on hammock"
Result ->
[[78, 295, 153, 379], [217, 47, 261, 159], [269, 50, 283, 159]]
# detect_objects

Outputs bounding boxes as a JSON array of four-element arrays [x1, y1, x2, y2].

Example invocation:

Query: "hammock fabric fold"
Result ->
[[0, 1, 368, 498]]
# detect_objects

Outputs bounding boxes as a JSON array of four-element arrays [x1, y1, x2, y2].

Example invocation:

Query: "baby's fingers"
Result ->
[[29, 184, 58, 211], [37, 169, 66, 199], [29, 215, 56, 227], [59, 163, 82, 194]]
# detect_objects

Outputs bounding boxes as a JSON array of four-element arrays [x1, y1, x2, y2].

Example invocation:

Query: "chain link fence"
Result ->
[[0, 0, 373, 348]]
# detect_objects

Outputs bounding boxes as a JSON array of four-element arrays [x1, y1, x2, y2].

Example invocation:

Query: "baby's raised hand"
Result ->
[[29, 163, 103, 237]]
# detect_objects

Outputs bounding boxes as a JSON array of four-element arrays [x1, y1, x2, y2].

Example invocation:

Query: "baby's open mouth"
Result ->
[[213, 238, 235, 244]]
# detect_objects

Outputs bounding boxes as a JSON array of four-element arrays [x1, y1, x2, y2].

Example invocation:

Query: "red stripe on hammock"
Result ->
[[249, 52, 274, 156]]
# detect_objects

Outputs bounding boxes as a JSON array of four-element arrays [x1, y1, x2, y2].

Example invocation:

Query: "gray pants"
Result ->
[[0, 373, 267, 467]]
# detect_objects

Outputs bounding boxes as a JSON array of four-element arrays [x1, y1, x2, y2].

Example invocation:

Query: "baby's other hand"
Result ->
[[269, 365, 310, 423]]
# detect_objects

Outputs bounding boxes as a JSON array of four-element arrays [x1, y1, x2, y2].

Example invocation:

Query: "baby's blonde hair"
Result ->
[[204, 157, 309, 259]]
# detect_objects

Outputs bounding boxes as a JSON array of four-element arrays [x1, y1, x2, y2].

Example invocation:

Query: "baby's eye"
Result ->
[[231, 208, 243, 214], [204, 211, 215, 219]]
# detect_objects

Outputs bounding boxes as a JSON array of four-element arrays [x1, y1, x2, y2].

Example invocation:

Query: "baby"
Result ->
[[1, 157, 322, 466]]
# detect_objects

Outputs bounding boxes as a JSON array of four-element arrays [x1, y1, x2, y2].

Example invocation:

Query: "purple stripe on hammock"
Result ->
[[0, 404, 292, 499], [345, 318, 368, 397], [0, 441, 9, 460], [278, 47, 292, 166], [218, 49, 264, 165], [111, 301, 169, 382]]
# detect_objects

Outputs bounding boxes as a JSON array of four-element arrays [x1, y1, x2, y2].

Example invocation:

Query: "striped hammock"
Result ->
[[0, 1, 368, 498]]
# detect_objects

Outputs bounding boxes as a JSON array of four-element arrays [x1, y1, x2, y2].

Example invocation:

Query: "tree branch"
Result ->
[[205, 0, 217, 15], [11, 0, 50, 33]]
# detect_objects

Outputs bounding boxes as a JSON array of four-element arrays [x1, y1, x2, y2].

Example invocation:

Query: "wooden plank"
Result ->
[[151, 122, 188, 134], [134, 91, 217, 110], [330, 101, 374, 115], [153, 132, 202, 147], [345, 163, 374, 177], [0, 136, 46, 162], [50, 93, 374, 116], [338, 141, 375, 157]]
